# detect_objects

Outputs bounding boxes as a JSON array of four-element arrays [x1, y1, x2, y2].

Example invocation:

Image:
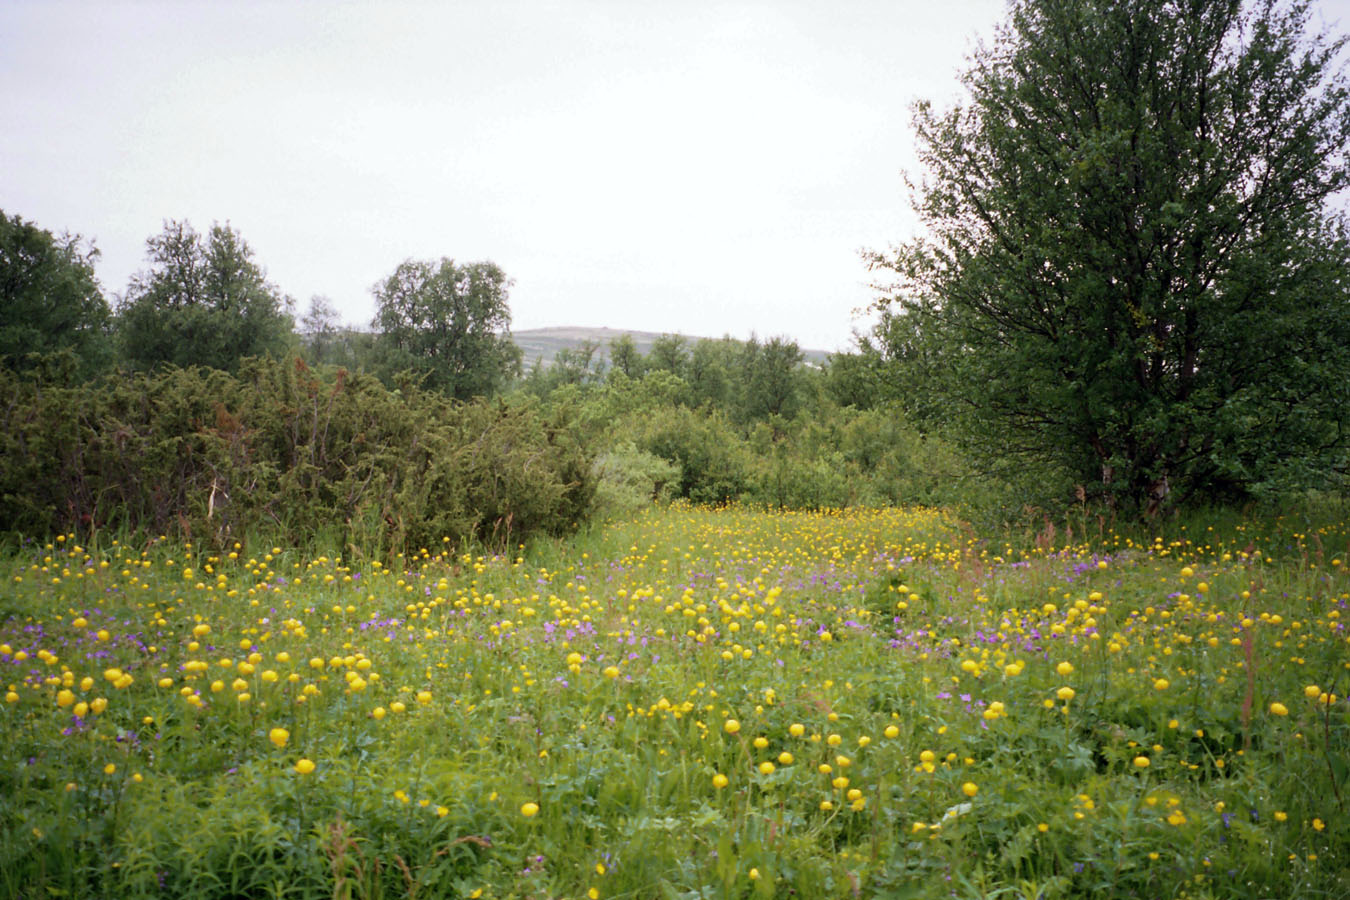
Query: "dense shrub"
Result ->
[[591, 441, 681, 518], [636, 406, 752, 505], [0, 358, 593, 552]]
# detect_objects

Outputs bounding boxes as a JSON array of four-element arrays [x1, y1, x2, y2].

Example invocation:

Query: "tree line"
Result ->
[[0, 215, 526, 399], [0, 211, 820, 425]]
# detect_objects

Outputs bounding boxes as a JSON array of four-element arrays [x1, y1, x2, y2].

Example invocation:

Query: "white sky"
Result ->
[[4, 1, 1347, 352]]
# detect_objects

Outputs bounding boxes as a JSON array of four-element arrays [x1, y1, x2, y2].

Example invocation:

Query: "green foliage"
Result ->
[[754, 442, 852, 510], [870, 0, 1350, 511], [0, 358, 593, 553], [607, 333, 646, 379], [646, 333, 689, 378], [739, 336, 804, 422], [686, 337, 735, 409], [518, 341, 997, 512], [0, 210, 112, 379], [297, 295, 345, 366], [638, 406, 751, 504], [591, 441, 681, 518], [371, 258, 522, 400], [821, 351, 879, 411], [116, 220, 295, 373], [510, 331, 974, 514], [518, 341, 608, 397]]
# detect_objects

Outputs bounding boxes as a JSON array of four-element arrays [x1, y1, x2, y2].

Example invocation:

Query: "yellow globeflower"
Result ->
[[1269, 701, 1289, 716], [294, 758, 315, 775], [1305, 684, 1321, 699], [268, 727, 290, 749], [1133, 756, 1150, 768], [758, 761, 775, 775], [1056, 661, 1074, 677], [1057, 686, 1076, 701], [723, 719, 741, 735], [884, 724, 899, 739], [521, 801, 540, 818], [712, 773, 728, 789], [788, 722, 805, 737], [962, 782, 978, 798]]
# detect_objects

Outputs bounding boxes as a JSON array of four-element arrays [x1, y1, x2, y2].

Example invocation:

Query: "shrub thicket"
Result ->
[[0, 358, 593, 553]]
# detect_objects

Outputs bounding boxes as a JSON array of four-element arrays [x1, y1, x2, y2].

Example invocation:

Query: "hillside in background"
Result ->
[[512, 326, 832, 370]]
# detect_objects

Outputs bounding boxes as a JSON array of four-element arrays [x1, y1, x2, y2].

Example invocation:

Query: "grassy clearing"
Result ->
[[1, 504, 1347, 899]]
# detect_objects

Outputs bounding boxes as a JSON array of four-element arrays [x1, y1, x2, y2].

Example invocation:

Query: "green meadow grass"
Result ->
[[1, 504, 1347, 899]]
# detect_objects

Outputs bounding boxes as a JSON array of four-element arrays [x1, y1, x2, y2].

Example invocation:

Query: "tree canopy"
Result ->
[[0, 210, 111, 378], [371, 258, 522, 400], [116, 220, 294, 372], [870, 0, 1350, 509]]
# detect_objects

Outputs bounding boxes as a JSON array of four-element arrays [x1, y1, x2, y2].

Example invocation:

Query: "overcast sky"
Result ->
[[4, 1, 1347, 352]]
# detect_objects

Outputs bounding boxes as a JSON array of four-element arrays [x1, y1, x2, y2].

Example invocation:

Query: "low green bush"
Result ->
[[591, 441, 680, 518], [0, 358, 594, 553]]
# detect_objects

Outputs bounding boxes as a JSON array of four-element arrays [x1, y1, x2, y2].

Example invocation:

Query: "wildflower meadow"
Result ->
[[2, 504, 1347, 899]]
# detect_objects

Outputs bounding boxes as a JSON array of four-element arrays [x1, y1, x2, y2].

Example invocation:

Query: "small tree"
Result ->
[[823, 351, 880, 411], [551, 339, 606, 388], [607, 333, 646, 379], [299, 295, 343, 365], [739, 335, 804, 421], [648, 334, 690, 377], [0, 210, 111, 378], [371, 258, 521, 400], [688, 337, 734, 409], [116, 220, 294, 372], [871, 0, 1350, 508]]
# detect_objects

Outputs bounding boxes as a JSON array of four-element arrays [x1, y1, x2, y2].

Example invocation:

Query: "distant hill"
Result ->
[[511, 326, 831, 371]]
